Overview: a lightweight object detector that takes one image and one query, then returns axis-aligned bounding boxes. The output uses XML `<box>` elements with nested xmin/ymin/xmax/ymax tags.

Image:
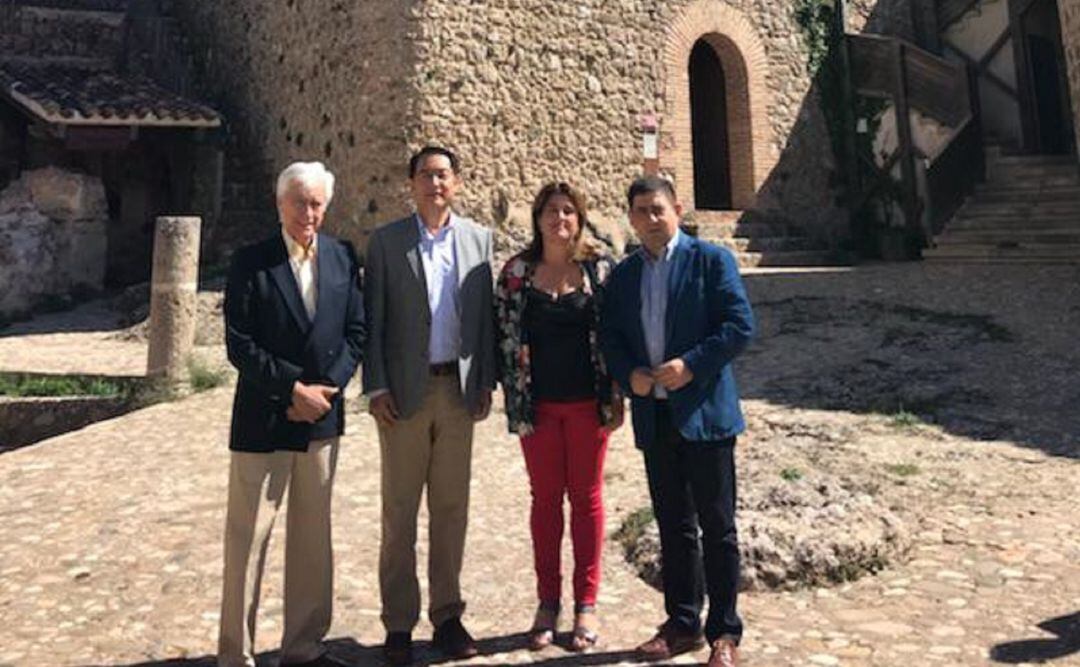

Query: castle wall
<box><xmin>174</xmin><ymin>0</ymin><xmax>919</xmax><ymax>248</ymax></box>
<box><xmin>1061</xmin><ymin>0</ymin><xmax>1080</xmax><ymax>160</ymax></box>
<box><xmin>172</xmin><ymin>1</ymin><xmax>423</xmax><ymax>243</ymax></box>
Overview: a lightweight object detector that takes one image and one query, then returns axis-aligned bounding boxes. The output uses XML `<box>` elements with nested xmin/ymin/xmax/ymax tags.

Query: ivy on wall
<box><xmin>793</xmin><ymin>0</ymin><xmax>900</xmax><ymax>255</ymax></box>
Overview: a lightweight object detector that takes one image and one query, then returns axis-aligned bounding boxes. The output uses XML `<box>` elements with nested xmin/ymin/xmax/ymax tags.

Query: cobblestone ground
<box><xmin>1</xmin><ymin>263</ymin><xmax>1078</xmax><ymax>666</ymax></box>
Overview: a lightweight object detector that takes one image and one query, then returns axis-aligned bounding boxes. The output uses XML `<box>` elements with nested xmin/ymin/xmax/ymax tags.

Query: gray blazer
<box><xmin>362</xmin><ymin>213</ymin><xmax>496</xmax><ymax>418</ymax></box>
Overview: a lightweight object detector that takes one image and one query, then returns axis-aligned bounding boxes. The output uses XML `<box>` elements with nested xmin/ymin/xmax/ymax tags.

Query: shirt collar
<box><xmin>415</xmin><ymin>211</ymin><xmax>455</xmax><ymax>242</ymax></box>
<box><xmin>640</xmin><ymin>229</ymin><xmax>681</xmax><ymax>264</ymax></box>
<box><xmin>282</xmin><ymin>227</ymin><xmax>317</xmax><ymax>262</ymax></box>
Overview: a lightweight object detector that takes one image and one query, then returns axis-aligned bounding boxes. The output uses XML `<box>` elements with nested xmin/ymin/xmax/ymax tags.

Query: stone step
<box><xmin>715</xmin><ymin>236</ymin><xmax>822</xmax><ymax>253</ymax></box>
<box><xmin>734</xmin><ymin>251</ymin><xmax>837</xmax><ymax>268</ymax></box>
<box><xmin>924</xmin><ymin>242</ymin><xmax>1080</xmax><ymax>263</ymax></box>
<box><xmin>986</xmin><ymin>162</ymin><xmax>1079</xmax><ymax>179</ymax></box>
<box><xmin>936</xmin><ymin>229</ymin><xmax>1080</xmax><ymax>245</ymax></box>
<box><xmin>985</xmin><ymin>153</ymin><xmax>1076</xmax><ymax>168</ymax></box>
<box><xmin>982</xmin><ymin>174</ymin><xmax>1080</xmax><ymax>189</ymax></box>
<box><xmin>972</xmin><ymin>187</ymin><xmax>1080</xmax><ymax>204</ymax></box>
<box><xmin>690</xmin><ymin>220</ymin><xmax>803</xmax><ymax>239</ymax></box>
<box><xmin>959</xmin><ymin>201</ymin><xmax>1080</xmax><ymax>215</ymax></box>
<box><xmin>947</xmin><ymin>216</ymin><xmax>1080</xmax><ymax>232</ymax></box>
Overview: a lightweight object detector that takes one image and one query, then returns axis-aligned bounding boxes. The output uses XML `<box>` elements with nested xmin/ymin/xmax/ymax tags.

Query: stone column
<box><xmin>146</xmin><ymin>216</ymin><xmax>201</xmax><ymax>382</ymax></box>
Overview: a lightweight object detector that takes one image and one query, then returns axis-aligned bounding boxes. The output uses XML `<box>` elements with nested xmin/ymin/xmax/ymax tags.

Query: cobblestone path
<box><xmin>1</xmin><ymin>263</ymin><xmax>1078</xmax><ymax>666</ymax></box>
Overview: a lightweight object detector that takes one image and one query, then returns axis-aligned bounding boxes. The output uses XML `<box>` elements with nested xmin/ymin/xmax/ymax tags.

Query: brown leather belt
<box><xmin>429</xmin><ymin>361</ymin><xmax>458</xmax><ymax>376</ymax></box>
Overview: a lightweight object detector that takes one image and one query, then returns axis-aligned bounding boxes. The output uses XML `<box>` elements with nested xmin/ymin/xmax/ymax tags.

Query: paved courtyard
<box><xmin>1</xmin><ymin>262</ymin><xmax>1078</xmax><ymax>666</ymax></box>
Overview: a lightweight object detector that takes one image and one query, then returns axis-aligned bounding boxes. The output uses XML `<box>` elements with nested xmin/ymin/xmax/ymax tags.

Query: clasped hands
<box><xmin>629</xmin><ymin>358</ymin><xmax>694</xmax><ymax>397</ymax></box>
<box><xmin>285</xmin><ymin>381</ymin><xmax>339</xmax><ymax>423</ymax></box>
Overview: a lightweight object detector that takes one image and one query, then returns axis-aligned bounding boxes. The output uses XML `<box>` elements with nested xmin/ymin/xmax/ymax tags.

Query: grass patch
<box><xmin>187</xmin><ymin>357</ymin><xmax>230</xmax><ymax>392</ymax></box>
<box><xmin>780</xmin><ymin>467</ymin><xmax>804</xmax><ymax>482</ymax></box>
<box><xmin>884</xmin><ymin>463</ymin><xmax>920</xmax><ymax>477</ymax></box>
<box><xmin>614</xmin><ymin>506</ymin><xmax>655</xmax><ymax>546</ymax></box>
<box><xmin>890</xmin><ymin>409</ymin><xmax>922</xmax><ymax>429</ymax></box>
<box><xmin>0</xmin><ymin>374</ymin><xmax>125</xmax><ymax>397</ymax></box>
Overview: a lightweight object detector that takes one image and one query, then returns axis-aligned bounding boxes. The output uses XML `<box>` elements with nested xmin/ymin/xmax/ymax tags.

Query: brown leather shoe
<box><xmin>433</xmin><ymin>617</ymin><xmax>479</xmax><ymax>659</ymax></box>
<box><xmin>707</xmin><ymin>638</ymin><xmax>739</xmax><ymax>667</ymax></box>
<box><xmin>636</xmin><ymin>623</ymin><xmax>706</xmax><ymax>661</ymax></box>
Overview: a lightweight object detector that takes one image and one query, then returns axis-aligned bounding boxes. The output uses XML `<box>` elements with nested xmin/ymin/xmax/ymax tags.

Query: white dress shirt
<box><xmin>640</xmin><ymin>230</ymin><xmax>681</xmax><ymax>398</ymax></box>
<box><xmin>416</xmin><ymin>214</ymin><xmax>460</xmax><ymax>364</ymax></box>
<box><xmin>282</xmin><ymin>228</ymin><xmax>318</xmax><ymax>320</ymax></box>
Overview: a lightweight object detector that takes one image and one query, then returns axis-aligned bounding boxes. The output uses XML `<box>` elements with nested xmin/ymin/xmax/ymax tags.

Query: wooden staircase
<box><xmin>687</xmin><ymin>211</ymin><xmax>836</xmax><ymax>268</ymax></box>
<box><xmin>924</xmin><ymin>149</ymin><xmax>1080</xmax><ymax>263</ymax></box>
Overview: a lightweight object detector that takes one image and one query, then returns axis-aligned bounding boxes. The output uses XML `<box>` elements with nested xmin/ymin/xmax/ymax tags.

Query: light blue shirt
<box><xmin>640</xmin><ymin>230</ymin><xmax>681</xmax><ymax>398</ymax></box>
<box><xmin>417</xmin><ymin>213</ymin><xmax>461</xmax><ymax>365</ymax></box>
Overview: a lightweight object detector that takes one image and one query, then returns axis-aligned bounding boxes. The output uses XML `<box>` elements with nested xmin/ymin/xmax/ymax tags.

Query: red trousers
<box><xmin>520</xmin><ymin>399</ymin><xmax>609</xmax><ymax>606</ymax></box>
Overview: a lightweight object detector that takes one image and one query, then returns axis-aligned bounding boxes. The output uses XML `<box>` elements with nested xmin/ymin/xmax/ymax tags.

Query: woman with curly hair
<box><xmin>495</xmin><ymin>181</ymin><xmax>624</xmax><ymax>652</ymax></box>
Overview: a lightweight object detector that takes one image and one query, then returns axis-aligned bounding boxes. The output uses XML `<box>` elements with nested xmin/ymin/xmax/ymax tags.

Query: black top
<box><xmin>524</xmin><ymin>287</ymin><xmax>596</xmax><ymax>402</ymax></box>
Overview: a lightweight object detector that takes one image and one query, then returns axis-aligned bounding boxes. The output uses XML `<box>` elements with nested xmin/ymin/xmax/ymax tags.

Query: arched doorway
<box><xmin>689</xmin><ymin>39</ymin><xmax>733</xmax><ymax>210</ymax></box>
<box><xmin>663</xmin><ymin>1</ymin><xmax>773</xmax><ymax>213</ymax></box>
<box><xmin>1016</xmin><ymin>0</ymin><xmax>1075</xmax><ymax>155</ymax></box>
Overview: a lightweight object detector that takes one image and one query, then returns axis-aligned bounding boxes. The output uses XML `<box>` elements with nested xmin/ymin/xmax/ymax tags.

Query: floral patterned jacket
<box><xmin>495</xmin><ymin>252</ymin><xmax>619</xmax><ymax>435</ymax></box>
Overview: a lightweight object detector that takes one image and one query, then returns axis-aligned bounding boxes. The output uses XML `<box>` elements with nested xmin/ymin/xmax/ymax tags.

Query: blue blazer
<box><xmin>224</xmin><ymin>232</ymin><xmax>365</xmax><ymax>452</ymax></box>
<box><xmin>600</xmin><ymin>233</ymin><xmax>754</xmax><ymax>448</ymax></box>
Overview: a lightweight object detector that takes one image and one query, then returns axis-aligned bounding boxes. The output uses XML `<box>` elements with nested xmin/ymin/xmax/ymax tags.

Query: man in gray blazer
<box><xmin>363</xmin><ymin>145</ymin><xmax>496</xmax><ymax>665</ymax></box>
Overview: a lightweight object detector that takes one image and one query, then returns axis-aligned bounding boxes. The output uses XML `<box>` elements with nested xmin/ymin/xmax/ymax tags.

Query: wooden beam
<box><xmin>893</xmin><ymin>40</ymin><xmax>922</xmax><ymax>239</ymax></box>
<box><xmin>943</xmin><ymin>40</ymin><xmax>1020</xmax><ymax>100</ymax></box>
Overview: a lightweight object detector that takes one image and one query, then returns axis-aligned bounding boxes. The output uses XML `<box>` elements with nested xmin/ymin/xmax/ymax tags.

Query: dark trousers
<box><xmin>642</xmin><ymin>402</ymin><xmax>742</xmax><ymax>644</ymax></box>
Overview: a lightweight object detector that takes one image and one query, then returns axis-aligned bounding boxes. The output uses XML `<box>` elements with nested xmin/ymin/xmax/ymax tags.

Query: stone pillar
<box><xmin>146</xmin><ymin>216</ymin><xmax>201</xmax><ymax>382</ymax></box>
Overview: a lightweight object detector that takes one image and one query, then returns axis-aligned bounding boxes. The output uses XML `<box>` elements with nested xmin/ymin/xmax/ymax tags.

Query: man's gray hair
<box><xmin>276</xmin><ymin>161</ymin><xmax>335</xmax><ymax>202</ymax></box>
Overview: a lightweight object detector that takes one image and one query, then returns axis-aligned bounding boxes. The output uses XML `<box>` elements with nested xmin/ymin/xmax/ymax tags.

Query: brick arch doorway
<box><xmin>664</xmin><ymin>1</ymin><xmax>773</xmax><ymax>212</ymax></box>
<box><xmin>689</xmin><ymin>37</ymin><xmax>733</xmax><ymax>210</ymax></box>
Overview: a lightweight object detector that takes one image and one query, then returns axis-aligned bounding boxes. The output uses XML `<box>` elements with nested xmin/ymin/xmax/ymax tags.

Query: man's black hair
<box><xmin>408</xmin><ymin>145</ymin><xmax>460</xmax><ymax>178</ymax></box>
<box><xmin>626</xmin><ymin>176</ymin><xmax>677</xmax><ymax>208</ymax></box>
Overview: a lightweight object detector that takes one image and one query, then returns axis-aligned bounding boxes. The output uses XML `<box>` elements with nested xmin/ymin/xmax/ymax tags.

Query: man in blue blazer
<box><xmin>600</xmin><ymin>176</ymin><xmax>754</xmax><ymax>667</ymax></box>
<box><xmin>218</xmin><ymin>162</ymin><xmax>364</xmax><ymax>667</ymax></box>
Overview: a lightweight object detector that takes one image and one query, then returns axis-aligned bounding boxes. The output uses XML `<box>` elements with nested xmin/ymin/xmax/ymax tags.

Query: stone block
<box><xmin>25</xmin><ymin>166</ymin><xmax>107</xmax><ymax>222</ymax></box>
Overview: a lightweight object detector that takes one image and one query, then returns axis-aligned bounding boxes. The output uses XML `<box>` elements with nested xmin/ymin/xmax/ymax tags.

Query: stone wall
<box><xmin>0</xmin><ymin>168</ymin><xmax>107</xmax><ymax>318</ymax></box>
<box><xmin>1061</xmin><ymin>0</ymin><xmax>1080</xmax><ymax>161</ymax></box>
<box><xmin>0</xmin><ymin>4</ymin><xmax>124</xmax><ymax>62</ymax></box>
<box><xmin>172</xmin><ymin>0</ymin><xmax>423</xmax><ymax>245</ymax></box>
<box><xmin>174</xmin><ymin>0</ymin><xmax>920</xmax><ymax>249</ymax></box>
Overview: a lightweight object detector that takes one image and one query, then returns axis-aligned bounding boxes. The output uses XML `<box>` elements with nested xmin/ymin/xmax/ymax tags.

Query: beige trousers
<box><xmin>379</xmin><ymin>374</ymin><xmax>475</xmax><ymax>632</ymax></box>
<box><xmin>217</xmin><ymin>438</ymin><xmax>339</xmax><ymax>667</ymax></box>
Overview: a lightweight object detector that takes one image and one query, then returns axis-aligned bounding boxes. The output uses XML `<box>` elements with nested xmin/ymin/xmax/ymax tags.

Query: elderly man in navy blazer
<box><xmin>218</xmin><ymin>161</ymin><xmax>364</xmax><ymax>667</ymax></box>
<box><xmin>600</xmin><ymin>176</ymin><xmax>754</xmax><ymax>667</ymax></box>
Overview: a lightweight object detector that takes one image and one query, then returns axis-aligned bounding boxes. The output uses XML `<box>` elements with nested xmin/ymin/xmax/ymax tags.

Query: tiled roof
<box><xmin>0</xmin><ymin>62</ymin><xmax>220</xmax><ymax>128</ymax></box>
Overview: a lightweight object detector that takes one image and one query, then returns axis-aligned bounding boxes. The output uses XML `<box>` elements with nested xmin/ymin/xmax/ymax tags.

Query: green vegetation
<box><xmin>780</xmin><ymin>467</ymin><xmax>804</xmax><ymax>482</ymax></box>
<box><xmin>890</xmin><ymin>409</ymin><xmax>922</xmax><ymax>429</ymax></box>
<box><xmin>0</xmin><ymin>373</ymin><xmax>125</xmax><ymax>397</ymax></box>
<box><xmin>614</xmin><ymin>507</ymin><xmax>656</xmax><ymax>547</ymax></box>
<box><xmin>187</xmin><ymin>357</ymin><xmax>231</xmax><ymax>392</ymax></box>
<box><xmin>884</xmin><ymin>462</ymin><xmax>921</xmax><ymax>477</ymax></box>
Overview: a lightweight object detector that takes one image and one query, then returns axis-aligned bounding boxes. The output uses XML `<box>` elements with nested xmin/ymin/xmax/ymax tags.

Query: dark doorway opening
<box><xmin>689</xmin><ymin>39</ymin><xmax>733</xmax><ymax>210</ymax></box>
<box><xmin>1016</xmin><ymin>0</ymin><xmax>1076</xmax><ymax>155</ymax></box>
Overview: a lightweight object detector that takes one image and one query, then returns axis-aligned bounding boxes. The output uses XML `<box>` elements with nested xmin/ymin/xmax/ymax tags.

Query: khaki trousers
<box><xmin>218</xmin><ymin>438</ymin><xmax>339</xmax><ymax>667</ymax></box>
<box><xmin>379</xmin><ymin>374</ymin><xmax>474</xmax><ymax>632</ymax></box>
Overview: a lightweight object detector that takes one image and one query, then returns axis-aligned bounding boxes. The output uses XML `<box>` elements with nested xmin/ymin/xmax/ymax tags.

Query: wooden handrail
<box><xmin>848</xmin><ymin>33</ymin><xmax>971</xmax><ymax>127</ymax></box>
<box><xmin>845</xmin><ymin>31</ymin><xmax>984</xmax><ymax>250</ymax></box>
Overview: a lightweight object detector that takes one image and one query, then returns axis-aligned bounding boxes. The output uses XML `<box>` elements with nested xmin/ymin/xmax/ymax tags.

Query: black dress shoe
<box><xmin>433</xmin><ymin>617</ymin><xmax>479</xmax><ymax>659</ymax></box>
<box><xmin>383</xmin><ymin>631</ymin><xmax>413</xmax><ymax>666</ymax></box>
<box><xmin>281</xmin><ymin>652</ymin><xmax>352</xmax><ymax>667</ymax></box>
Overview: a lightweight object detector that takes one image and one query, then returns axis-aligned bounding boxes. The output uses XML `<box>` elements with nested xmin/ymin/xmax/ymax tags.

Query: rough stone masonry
<box><xmin>174</xmin><ymin>0</ymin><xmax>933</xmax><ymax>251</ymax></box>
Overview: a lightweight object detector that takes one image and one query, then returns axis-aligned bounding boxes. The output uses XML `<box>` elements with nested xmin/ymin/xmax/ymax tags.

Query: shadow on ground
<box><xmin>739</xmin><ymin>269</ymin><xmax>1080</xmax><ymax>459</ymax></box>
<box><xmin>990</xmin><ymin>611</ymin><xmax>1080</xmax><ymax>663</ymax></box>
<box><xmin>86</xmin><ymin>635</ymin><xmax>644</xmax><ymax>667</ymax></box>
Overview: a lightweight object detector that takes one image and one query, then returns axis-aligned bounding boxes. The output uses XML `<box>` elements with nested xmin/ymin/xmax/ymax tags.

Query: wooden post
<box><xmin>836</xmin><ymin>0</ymin><xmax>861</xmax><ymax>203</ymax></box>
<box><xmin>892</xmin><ymin>41</ymin><xmax>922</xmax><ymax>244</ymax></box>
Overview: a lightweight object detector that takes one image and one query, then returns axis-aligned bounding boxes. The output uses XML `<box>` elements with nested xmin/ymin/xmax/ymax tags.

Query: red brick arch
<box><xmin>663</xmin><ymin>1</ymin><xmax>774</xmax><ymax>211</ymax></box>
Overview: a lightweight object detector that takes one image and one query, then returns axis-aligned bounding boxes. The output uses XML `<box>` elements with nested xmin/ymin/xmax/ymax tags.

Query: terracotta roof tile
<box><xmin>0</xmin><ymin>62</ymin><xmax>220</xmax><ymax>127</ymax></box>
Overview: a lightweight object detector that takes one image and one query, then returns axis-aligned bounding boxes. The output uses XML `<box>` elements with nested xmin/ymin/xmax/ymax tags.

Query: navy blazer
<box><xmin>224</xmin><ymin>232</ymin><xmax>365</xmax><ymax>452</ymax></box>
<box><xmin>600</xmin><ymin>232</ymin><xmax>754</xmax><ymax>448</ymax></box>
